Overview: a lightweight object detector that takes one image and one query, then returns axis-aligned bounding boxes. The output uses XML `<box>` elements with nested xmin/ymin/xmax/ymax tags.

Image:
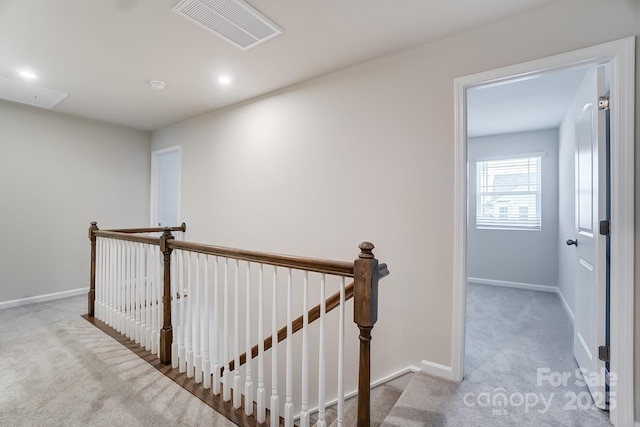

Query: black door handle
<box><xmin>566</xmin><ymin>239</ymin><xmax>578</xmax><ymax>246</ymax></box>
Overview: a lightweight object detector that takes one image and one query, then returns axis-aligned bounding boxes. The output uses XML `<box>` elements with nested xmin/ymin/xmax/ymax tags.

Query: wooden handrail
<box><xmin>93</xmin><ymin>230</ymin><xmax>161</xmax><ymax>246</ymax></box>
<box><xmin>106</xmin><ymin>223</ymin><xmax>186</xmax><ymax>234</ymax></box>
<box><xmin>169</xmin><ymin>240</ymin><xmax>355</xmax><ymax>277</ymax></box>
<box><xmin>225</xmin><ymin>263</ymin><xmax>389</xmax><ymax>373</ymax></box>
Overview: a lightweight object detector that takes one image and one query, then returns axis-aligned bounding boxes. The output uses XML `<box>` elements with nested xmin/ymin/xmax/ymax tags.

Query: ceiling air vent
<box><xmin>0</xmin><ymin>76</ymin><xmax>68</xmax><ymax>110</ymax></box>
<box><xmin>172</xmin><ymin>0</ymin><xmax>282</xmax><ymax>50</ymax></box>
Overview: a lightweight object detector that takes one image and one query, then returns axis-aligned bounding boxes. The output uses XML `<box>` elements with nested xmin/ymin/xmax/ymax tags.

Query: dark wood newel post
<box><xmin>88</xmin><ymin>221</ymin><xmax>99</xmax><ymax>317</ymax></box>
<box><xmin>159</xmin><ymin>228</ymin><xmax>175</xmax><ymax>365</ymax></box>
<box><xmin>354</xmin><ymin>241</ymin><xmax>379</xmax><ymax>427</ymax></box>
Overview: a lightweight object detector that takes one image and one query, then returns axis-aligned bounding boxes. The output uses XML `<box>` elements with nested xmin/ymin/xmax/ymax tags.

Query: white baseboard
<box><xmin>556</xmin><ymin>287</ymin><xmax>574</xmax><ymax>323</ymax></box>
<box><xmin>296</xmin><ymin>365</ymin><xmax>421</xmax><ymax>420</ymax></box>
<box><xmin>420</xmin><ymin>360</ymin><xmax>454</xmax><ymax>381</ymax></box>
<box><xmin>467</xmin><ymin>277</ymin><xmax>557</xmax><ymax>293</ymax></box>
<box><xmin>0</xmin><ymin>287</ymin><xmax>88</xmax><ymax>310</ymax></box>
<box><xmin>468</xmin><ymin>277</ymin><xmax>575</xmax><ymax>324</ymax></box>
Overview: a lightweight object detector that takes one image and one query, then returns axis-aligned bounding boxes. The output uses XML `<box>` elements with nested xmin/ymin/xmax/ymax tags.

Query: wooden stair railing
<box><xmin>226</xmin><ymin>263</ymin><xmax>389</xmax><ymax>373</ymax></box>
<box><xmin>87</xmin><ymin>221</ymin><xmax>388</xmax><ymax>427</ymax></box>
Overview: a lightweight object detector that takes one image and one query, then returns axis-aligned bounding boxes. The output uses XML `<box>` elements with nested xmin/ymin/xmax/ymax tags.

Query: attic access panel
<box><xmin>0</xmin><ymin>76</ymin><xmax>68</xmax><ymax>109</ymax></box>
<box><xmin>172</xmin><ymin>0</ymin><xmax>282</xmax><ymax>50</ymax></box>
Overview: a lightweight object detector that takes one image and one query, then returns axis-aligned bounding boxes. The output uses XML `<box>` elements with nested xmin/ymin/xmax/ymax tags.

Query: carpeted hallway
<box><xmin>383</xmin><ymin>283</ymin><xmax>612</xmax><ymax>426</ymax></box>
<box><xmin>0</xmin><ymin>295</ymin><xmax>234</xmax><ymax>427</ymax></box>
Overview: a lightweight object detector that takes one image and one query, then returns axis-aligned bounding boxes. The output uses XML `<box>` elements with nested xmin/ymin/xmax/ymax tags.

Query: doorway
<box><xmin>150</xmin><ymin>146</ymin><xmax>181</xmax><ymax>227</ymax></box>
<box><xmin>451</xmin><ymin>37</ymin><xmax>635</xmax><ymax>426</ymax></box>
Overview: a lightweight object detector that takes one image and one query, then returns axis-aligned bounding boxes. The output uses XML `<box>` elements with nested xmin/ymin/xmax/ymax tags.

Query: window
<box><xmin>476</xmin><ymin>155</ymin><xmax>541</xmax><ymax>230</ymax></box>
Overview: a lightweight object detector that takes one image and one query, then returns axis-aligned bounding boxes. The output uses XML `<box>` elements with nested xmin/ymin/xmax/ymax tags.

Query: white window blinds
<box><xmin>476</xmin><ymin>156</ymin><xmax>542</xmax><ymax>230</ymax></box>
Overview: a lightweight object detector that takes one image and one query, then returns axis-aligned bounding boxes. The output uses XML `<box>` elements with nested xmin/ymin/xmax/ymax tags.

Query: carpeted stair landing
<box><xmin>312</xmin><ymin>384</ymin><xmax>402</xmax><ymax>427</ymax></box>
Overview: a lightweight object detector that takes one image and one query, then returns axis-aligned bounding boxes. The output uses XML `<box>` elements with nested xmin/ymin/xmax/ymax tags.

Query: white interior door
<box><xmin>151</xmin><ymin>147</ymin><xmax>181</xmax><ymax>227</ymax></box>
<box><xmin>571</xmin><ymin>65</ymin><xmax>607</xmax><ymax>409</ymax></box>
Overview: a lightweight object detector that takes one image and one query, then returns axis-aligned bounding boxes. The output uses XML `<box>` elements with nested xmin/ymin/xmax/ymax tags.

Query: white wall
<box><xmin>0</xmin><ymin>100</ymin><xmax>151</xmax><ymax>303</ymax></box>
<box><xmin>151</xmin><ymin>0</ymin><xmax>640</xmax><ymax>413</ymax></box>
<box><xmin>467</xmin><ymin>129</ymin><xmax>559</xmax><ymax>288</ymax></box>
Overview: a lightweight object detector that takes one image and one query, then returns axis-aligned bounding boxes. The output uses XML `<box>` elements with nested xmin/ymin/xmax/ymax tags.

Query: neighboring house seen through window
<box><xmin>476</xmin><ymin>155</ymin><xmax>542</xmax><ymax>230</ymax></box>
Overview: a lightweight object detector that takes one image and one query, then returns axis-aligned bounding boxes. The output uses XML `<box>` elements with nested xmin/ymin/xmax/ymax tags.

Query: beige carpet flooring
<box><xmin>0</xmin><ymin>295</ymin><xmax>235</xmax><ymax>427</ymax></box>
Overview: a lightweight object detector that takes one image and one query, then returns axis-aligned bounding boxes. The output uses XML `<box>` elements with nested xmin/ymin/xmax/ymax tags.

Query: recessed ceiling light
<box><xmin>218</xmin><ymin>75</ymin><xmax>232</xmax><ymax>85</ymax></box>
<box><xmin>149</xmin><ymin>80</ymin><xmax>166</xmax><ymax>90</ymax></box>
<box><xmin>17</xmin><ymin>69</ymin><xmax>38</xmax><ymax>80</ymax></box>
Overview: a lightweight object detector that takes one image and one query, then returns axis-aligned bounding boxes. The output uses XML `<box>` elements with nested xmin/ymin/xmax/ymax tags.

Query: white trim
<box><xmin>150</xmin><ymin>145</ymin><xmax>182</xmax><ymax>227</ymax></box>
<box><xmin>295</xmin><ymin>365</ymin><xmax>421</xmax><ymax>420</ymax></box>
<box><xmin>467</xmin><ymin>278</ymin><xmax>575</xmax><ymax>322</ymax></box>
<box><xmin>452</xmin><ymin>37</ymin><xmax>635</xmax><ymax>426</ymax></box>
<box><xmin>0</xmin><ymin>287</ymin><xmax>89</xmax><ymax>310</ymax></box>
<box><xmin>467</xmin><ymin>277</ymin><xmax>556</xmax><ymax>293</ymax></box>
<box><xmin>556</xmin><ymin>287</ymin><xmax>575</xmax><ymax>323</ymax></box>
<box><xmin>607</xmin><ymin>36</ymin><xmax>635</xmax><ymax>427</ymax></box>
<box><xmin>420</xmin><ymin>360</ymin><xmax>454</xmax><ymax>381</ymax></box>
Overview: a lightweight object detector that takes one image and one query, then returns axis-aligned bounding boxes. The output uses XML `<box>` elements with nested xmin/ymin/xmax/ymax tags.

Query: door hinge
<box><xmin>599</xmin><ymin>220</ymin><xmax>610</xmax><ymax>236</ymax></box>
<box><xmin>598</xmin><ymin>345</ymin><xmax>610</xmax><ymax>363</ymax></box>
<box><xmin>598</xmin><ymin>95</ymin><xmax>610</xmax><ymax>110</ymax></box>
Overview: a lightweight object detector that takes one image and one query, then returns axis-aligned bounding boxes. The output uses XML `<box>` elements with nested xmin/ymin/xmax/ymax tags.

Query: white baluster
<box><xmin>300</xmin><ymin>271</ymin><xmax>309</xmax><ymax>427</ymax></box>
<box><xmin>121</xmin><ymin>241</ymin><xmax>129</xmax><ymax>336</ymax></box>
<box><xmin>110</xmin><ymin>239</ymin><xmax>116</xmax><ymax>327</ymax></box>
<box><xmin>139</xmin><ymin>244</ymin><xmax>147</xmax><ymax>349</ymax></box>
<box><xmin>270</xmin><ymin>267</ymin><xmax>279</xmax><ymax>426</ymax></box>
<box><xmin>337</xmin><ymin>276</ymin><xmax>345</xmax><ymax>427</ymax></box>
<box><xmin>104</xmin><ymin>239</ymin><xmax>110</xmax><ymax>325</ymax></box>
<box><xmin>126</xmin><ymin>241</ymin><xmax>132</xmax><ymax>339</ymax></box>
<box><xmin>95</xmin><ymin>238</ymin><xmax>101</xmax><ymax>320</ymax></box>
<box><xmin>95</xmin><ymin>238</ymin><xmax>101</xmax><ymax>319</ymax></box>
<box><xmin>256</xmin><ymin>264</ymin><xmax>266</xmax><ymax>423</ymax></box>
<box><xmin>145</xmin><ymin>244</ymin><xmax>153</xmax><ymax>351</ymax></box>
<box><xmin>151</xmin><ymin>245</ymin><xmax>158</xmax><ymax>355</ymax></box>
<box><xmin>233</xmin><ymin>259</ymin><xmax>241</xmax><ymax>409</ymax></box>
<box><xmin>195</xmin><ymin>253</ymin><xmax>203</xmax><ymax>383</ymax></box>
<box><xmin>203</xmin><ymin>255</ymin><xmax>211</xmax><ymax>388</ymax></box>
<box><xmin>157</xmin><ymin>250</ymin><xmax>164</xmax><ymax>355</ymax></box>
<box><xmin>212</xmin><ymin>256</ymin><xmax>221</xmax><ymax>394</ymax></box>
<box><xmin>119</xmin><ymin>241</ymin><xmax>125</xmax><ymax>334</ymax></box>
<box><xmin>186</xmin><ymin>252</ymin><xmax>194</xmax><ymax>377</ymax></box>
<box><xmin>178</xmin><ymin>250</ymin><xmax>186</xmax><ymax>372</ymax></box>
<box><xmin>171</xmin><ymin>246</ymin><xmax>179</xmax><ymax>369</ymax></box>
<box><xmin>284</xmin><ymin>268</ymin><xmax>293</xmax><ymax>427</ymax></box>
<box><xmin>135</xmin><ymin>243</ymin><xmax>142</xmax><ymax>344</ymax></box>
<box><xmin>317</xmin><ymin>274</ymin><xmax>326</xmax><ymax>427</ymax></box>
<box><xmin>244</xmin><ymin>262</ymin><xmax>253</xmax><ymax>416</ymax></box>
<box><xmin>114</xmin><ymin>241</ymin><xmax>119</xmax><ymax>331</ymax></box>
<box><xmin>110</xmin><ymin>239</ymin><xmax>116</xmax><ymax>328</ymax></box>
<box><xmin>223</xmin><ymin>258</ymin><xmax>231</xmax><ymax>401</ymax></box>
<box><xmin>129</xmin><ymin>242</ymin><xmax>134</xmax><ymax>340</ymax></box>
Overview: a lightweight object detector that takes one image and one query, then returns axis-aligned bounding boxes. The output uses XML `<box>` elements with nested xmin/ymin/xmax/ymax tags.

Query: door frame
<box><xmin>150</xmin><ymin>145</ymin><xmax>182</xmax><ymax>227</ymax></box>
<box><xmin>451</xmin><ymin>37</ymin><xmax>635</xmax><ymax>426</ymax></box>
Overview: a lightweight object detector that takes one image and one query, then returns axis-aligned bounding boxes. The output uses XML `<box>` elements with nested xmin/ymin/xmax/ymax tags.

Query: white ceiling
<box><xmin>467</xmin><ymin>65</ymin><xmax>590</xmax><ymax>138</ymax></box>
<box><xmin>0</xmin><ymin>0</ymin><xmax>563</xmax><ymax>131</ymax></box>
